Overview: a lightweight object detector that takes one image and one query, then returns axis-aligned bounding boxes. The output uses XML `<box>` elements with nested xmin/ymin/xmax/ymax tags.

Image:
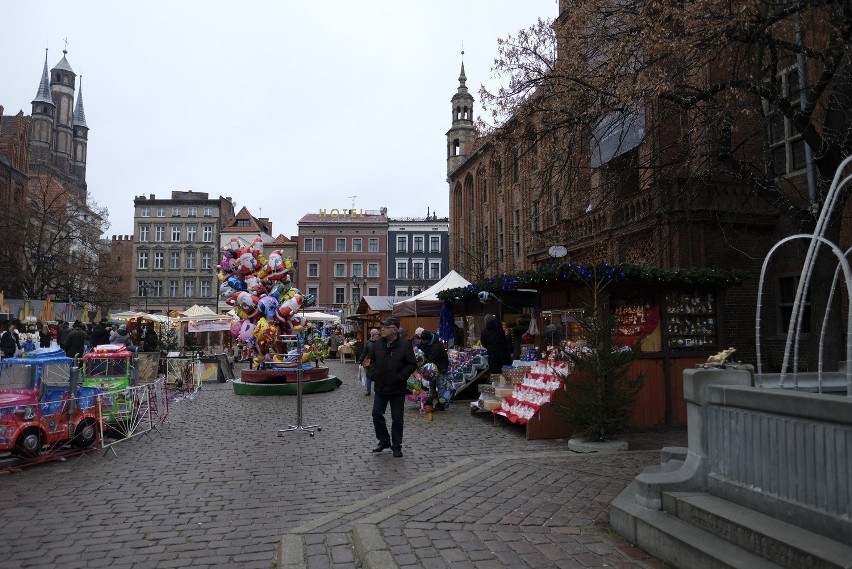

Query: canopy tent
<box><xmin>356</xmin><ymin>296</ymin><xmax>395</xmax><ymax>315</ymax></box>
<box><xmin>392</xmin><ymin>270</ymin><xmax>472</xmax><ymax>317</ymax></box>
<box><xmin>302</xmin><ymin>311</ymin><xmax>341</xmax><ymax>323</ymax></box>
<box><xmin>109</xmin><ymin>310</ymin><xmax>147</xmax><ymax>321</ymax></box>
<box><xmin>177</xmin><ymin>304</ymin><xmax>228</xmax><ymax>322</ymax></box>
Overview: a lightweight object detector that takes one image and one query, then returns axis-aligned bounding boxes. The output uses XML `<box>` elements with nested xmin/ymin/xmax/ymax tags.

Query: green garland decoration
<box><xmin>436</xmin><ymin>262</ymin><xmax>747</xmax><ymax>302</ymax></box>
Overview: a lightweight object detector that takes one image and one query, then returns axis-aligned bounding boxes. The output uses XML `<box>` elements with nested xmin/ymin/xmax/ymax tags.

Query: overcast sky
<box><xmin>1</xmin><ymin>1</ymin><xmax>556</xmax><ymax>238</ymax></box>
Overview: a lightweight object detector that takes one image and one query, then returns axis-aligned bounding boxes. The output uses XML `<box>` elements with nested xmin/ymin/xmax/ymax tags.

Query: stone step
<box><xmin>611</xmin><ymin>481</ymin><xmax>780</xmax><ymax>569</ymax></box>
<box><xmin>638</xmin><ymin>458</ymin><xmax>684</xmax><ymax>477</ymax></box>
<box><xmin>664</xmin><ymin>492</ymin><xmax>852</xmax><ymax>569</ymax></box>
<box><xmin>660</xmin><ymin>445</ymin><xmax>687</xmax><ymax>464</ymax></box>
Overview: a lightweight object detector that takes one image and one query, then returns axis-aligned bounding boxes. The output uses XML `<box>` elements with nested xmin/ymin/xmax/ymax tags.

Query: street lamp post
<box><xmin>140</xmin><ymin>281</ymin><xmax>151</xmax><ymax>313</ymax></box>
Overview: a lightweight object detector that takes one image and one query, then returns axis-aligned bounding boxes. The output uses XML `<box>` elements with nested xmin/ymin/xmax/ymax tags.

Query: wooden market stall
<box><xmin>441</xmin><ymin>264</ymin><xmax>746</xmax><ymax>431</ymax></box>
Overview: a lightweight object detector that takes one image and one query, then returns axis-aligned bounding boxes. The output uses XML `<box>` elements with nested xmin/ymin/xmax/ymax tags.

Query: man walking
<box><xmin>370</xmin><ymin>317</ymin><xmax>417</xmax><ymax>458</ymax></box>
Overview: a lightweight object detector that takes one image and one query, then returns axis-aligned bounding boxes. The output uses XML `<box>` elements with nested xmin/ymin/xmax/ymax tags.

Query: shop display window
<box><xmin>611</xmin><ymin>298</ymin><xmax>661</xmax><ymax>352</ymax></box>
<box><xmin>665</xmin><ymin>292</ymin><xmax>717</xmax><ymax>351</ymax></box>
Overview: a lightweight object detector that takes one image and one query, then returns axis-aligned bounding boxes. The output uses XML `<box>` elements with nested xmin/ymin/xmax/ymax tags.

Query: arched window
<box><xmin>491</xmin><ymin>157</ymin><xmax>502</xmax><ymax>189</ymax></box>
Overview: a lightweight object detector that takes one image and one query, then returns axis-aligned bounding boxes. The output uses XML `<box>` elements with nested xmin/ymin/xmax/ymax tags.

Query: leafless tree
<box><xmin>0</xmin><ymin>173</ymin><xmax>110</xmax><ymax>306</ymax></box>
<box><xmin>479</xmin><ymin>1</ymin><xmax>852</xmax><ymax>365</ymax></box>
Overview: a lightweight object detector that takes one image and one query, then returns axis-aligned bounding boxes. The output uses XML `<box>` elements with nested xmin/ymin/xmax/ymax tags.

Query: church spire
<box><xmin>446</xmin><ymin>48</ymin><xmax>476</xmax><ymax>175</ymax></box>
<box><xmin>32</xmin><ymin>49</ymin><xmax>55</xmax><ymax>106</ymax></box>
<box><xmin>73</xmin><ymin>77</ymin><xmax>87</xmax><ymax>128</ymax></box>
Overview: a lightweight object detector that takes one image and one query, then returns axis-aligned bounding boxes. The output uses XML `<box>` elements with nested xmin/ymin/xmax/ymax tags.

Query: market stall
<box><xmin>437</xmin><ymin>263</ymin><xmax>746</xmax><ymax>429</ymax></box>
<box><xmin>392</xmin><ymin>270</ymin><xmax>471</xmax><ymax>335</ymax></box>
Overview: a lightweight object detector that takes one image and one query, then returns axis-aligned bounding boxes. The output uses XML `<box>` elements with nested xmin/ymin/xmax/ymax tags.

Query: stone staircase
<box><xmin>612</xmin><ymin>449</ymin><xmax>852</xmax><ymax>569</ymax></box>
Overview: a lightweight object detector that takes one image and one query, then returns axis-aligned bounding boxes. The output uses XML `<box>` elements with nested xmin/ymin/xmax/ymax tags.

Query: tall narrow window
<box><xmin>766</xmin><ymin>66</ymin><xmax>807</xmax><ymax>175</ymax></box>
<box><xmin>498</xmin><ymin>218</ymin><xmax>504</xmax><ymax>262</ymax></box>
<box><xmin>513</xmin><ymin>209</ymin><xmax>521</xmax><ymax>258</ymax></box>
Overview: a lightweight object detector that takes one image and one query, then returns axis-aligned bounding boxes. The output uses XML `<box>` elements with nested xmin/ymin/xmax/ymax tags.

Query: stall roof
<box><xmin>392</xmin><ymin>270</ymin><xmax>472</xmax><ymax>317</ymax></box>
<box><xmin>302</xmin><ymin>311</ymin><xmax>341</xmax><ymax>323</ymax></box>
<box><xmin>358</xmin><ymin>296</ymin><xmax>395</xmax><ymax>314</ymax></box>
<box><xmin>182</xmin><ymin>304</ymin><xmax>218</xmax><ymax>318</ymax></box>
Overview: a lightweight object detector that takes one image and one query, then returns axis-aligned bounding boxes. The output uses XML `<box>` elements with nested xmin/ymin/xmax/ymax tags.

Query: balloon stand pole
<box><xmin>278</xmin><ymin>332</ymin><xmax>321</xmax><ymax>437</ymax></box>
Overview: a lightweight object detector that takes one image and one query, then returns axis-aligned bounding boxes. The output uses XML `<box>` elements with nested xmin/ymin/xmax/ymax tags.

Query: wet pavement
<box><xmin>0</xmin><ymin>359</ymin><xmax>686</xmax><ymax>568</ymax></box>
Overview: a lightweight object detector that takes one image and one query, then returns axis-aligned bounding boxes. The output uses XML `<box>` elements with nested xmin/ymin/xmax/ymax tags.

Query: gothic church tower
<box><xmin>446</xmin><ymin>53</ymin><xmax>476</xmax><ymax>175</ymax></box>
<box><xmin>29</xmin><ymin>48</ymin><xmax>88</xmax><ymax>188</ymax></box>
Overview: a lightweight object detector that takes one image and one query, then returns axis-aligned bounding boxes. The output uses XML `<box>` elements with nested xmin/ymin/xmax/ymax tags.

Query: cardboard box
<box><xmin>494</xmin><ymin>387</ymin><xmax>514</xmax><ymax>398</ymax></box>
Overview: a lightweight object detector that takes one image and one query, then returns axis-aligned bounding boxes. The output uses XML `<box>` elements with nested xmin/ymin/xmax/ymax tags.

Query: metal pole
<box><xmin>278</xmin><ymin>330</ymin><xmax>321</xmax><ymax>436</ymax></box>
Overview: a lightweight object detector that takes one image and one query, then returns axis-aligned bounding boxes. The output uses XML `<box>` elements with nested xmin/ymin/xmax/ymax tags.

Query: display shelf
<box><xmin>492</xmin><ymin>360</ymin><xmax>573</xmax><ymax>440</ymax></box>
<box><xmin>665</xmin><ymin>292</ymin><xmax>718</xmax><ymax>351</ymax></box>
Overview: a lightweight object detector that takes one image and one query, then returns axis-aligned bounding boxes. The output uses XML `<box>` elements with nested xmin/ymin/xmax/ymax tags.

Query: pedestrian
<box><xmin>39</xmin><ymin>322</ymin><xmax>52</xmax><ymax>348</ymax></box>
<box><xmin>370</xmin><ymin>317</ymin><xmax>417</xmax><ymax>458</ymax></box>
<box><xmin>1</xmin><ymin>324</ymin><xmax>21</xmax><ymax>358</ymax></box>
<box><xmin>419</xmin><ymin>330</ymin><xmax>449</xmax><ymax>410</ymax></box>
<box><xmin>57</xmin><ymin>321</ymin><xmax>70</xmax><ymax>351</ymax></box>
<box><xmin>110</xmin><ymin>324</ymin><xmax>137</xmax><ymax>351</ymax></box>
<box><xmin>91</xmin><ymin>318</ymin><xmax>111</xmax><ymax>346</ymax></box>
<box><xmin>143</xmin><ymin>326</ymin><xmax>159</xmax><ymax>352</ymax></box>
<box><xmin>480</xmin><ymin>314</ymin><xmax>512</xmax><ymax>374</ymax></box>
<box><xmin>328</xmin><ymin>330</ymin><xmax>342</xmax><ymax>359</ymax></box>
<box><xmin>359</xmin><ymin>328</ymin><xmax>380</xmax><ymax>396</ymax></box>
<box><xmin>64</xmin><ymin>320</ymin><xmax>87</xmax><ymax>359</ymax></box>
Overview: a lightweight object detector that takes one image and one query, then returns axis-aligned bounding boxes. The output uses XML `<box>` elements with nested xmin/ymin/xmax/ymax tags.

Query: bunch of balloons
<box><xmin>219</xmin><ymin>237</ymin><xmax>315</xmax><ymax>368</ymax></box>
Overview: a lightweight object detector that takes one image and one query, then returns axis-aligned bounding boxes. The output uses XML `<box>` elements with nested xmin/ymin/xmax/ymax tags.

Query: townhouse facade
<box><xmin>132</xmin><ymin>191</ymin><xmax>235</xmax><ymax>314</ymax></box>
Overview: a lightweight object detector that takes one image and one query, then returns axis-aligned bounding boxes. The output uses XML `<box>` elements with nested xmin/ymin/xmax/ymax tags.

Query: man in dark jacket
<box><xmin>370</xmin><ymin>317</ymin><xmax>417</xmax><ymax>458</ymax></box>
<box><xmin>91</xmin><ymin>318</ymin><xmax>111</xmax><ymax>347</ymax></box>
<box><xmin>64</xmin><ymin>321</ymin><xmax>87</xmax><ymax>359</ymax></box>
<box><xmin>1</xmin><ymin>324</ymin><xmax>21</xmax><ymax>358</ymax></box>
<box><xmin>57</xmin><ymin>321</ymin><xmax>70</xmax><ymax>351</ymax></box>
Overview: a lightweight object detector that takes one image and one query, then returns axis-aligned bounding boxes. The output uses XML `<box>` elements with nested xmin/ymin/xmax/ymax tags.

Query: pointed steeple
<box><xmin>447</xmin><ymin>48</ymin><xmax>476</xmax><ymax>175</ymax></box>
<box><xmin>52</xmin><ymin>50</ymin><xmax>75</xmax><ymax>74</ymax></box>
<box><xmin>32</xmin><ymin>49</ymin><xmax>55</xmax><ymax>106</ymax></box>
<box><xmin>73</xmin><ymin>78</ymin><xmax>87</xmax><ymax>128</ymax></box>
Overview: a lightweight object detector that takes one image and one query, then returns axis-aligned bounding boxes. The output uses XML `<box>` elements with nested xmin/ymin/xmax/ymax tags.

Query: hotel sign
<box><xmin>319</xmin><ymin>208</ymin><xmax>365</xmax><ymax>218</ymax></box>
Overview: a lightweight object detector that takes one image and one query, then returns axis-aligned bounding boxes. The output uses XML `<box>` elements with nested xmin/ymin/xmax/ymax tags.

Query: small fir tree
<box><xmin>553</xmin><ymin>272</ymin><xmax>645</xmax><ymax>441</ymax></box>
<box><xmin>159</xmin><ymin>321</ymin><xmax>179</xmax><ymax>353</ymax></box>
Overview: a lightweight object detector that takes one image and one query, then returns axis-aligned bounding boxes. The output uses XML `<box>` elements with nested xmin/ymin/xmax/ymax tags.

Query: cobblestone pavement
<box><xmin>0</xmin><ymin>360</ymin><xmax>686</xmax><ymax>569</ymax></box>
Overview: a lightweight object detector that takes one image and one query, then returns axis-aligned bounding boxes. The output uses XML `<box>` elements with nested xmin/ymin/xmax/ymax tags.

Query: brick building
<box><xmin>446</xmin><ymin>1</ymin><xmax>846</xmax><ymax>369</ymax></box>
<box><xmin>296</xmin><ymin>209</ymin><xmax>388</xmax><ymax>316</ymax></box>
<box><xmin>0</xmin><ymin>48</ymin><xmax>105</xmax><ymax>306</ymax></box>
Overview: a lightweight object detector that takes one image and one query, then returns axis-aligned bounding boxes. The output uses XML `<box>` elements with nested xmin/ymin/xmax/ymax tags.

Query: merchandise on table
<box><xmin>446</xmin><ymin>348</ymin><xmax>487</xmax><ymax>391</ymax></box>
<box><xmin>494</xmin><ymin>360</ymin><xmax>572</xmax><ymax>425</ymax></box>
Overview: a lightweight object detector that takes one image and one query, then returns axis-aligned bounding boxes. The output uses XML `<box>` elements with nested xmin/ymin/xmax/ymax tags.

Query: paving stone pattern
<box><xmin>0</xmin><ymin>360</ymin><xmax>685</xmax><ymax>569</ymax></box>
